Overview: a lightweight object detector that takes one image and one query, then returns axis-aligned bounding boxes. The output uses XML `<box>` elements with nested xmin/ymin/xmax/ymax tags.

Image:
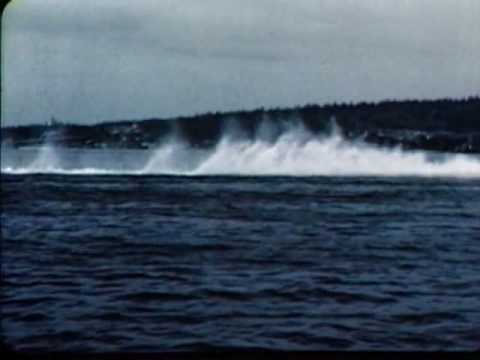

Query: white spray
<box><xmin>2</xmin><ymin>120</ymin><xmax>480</xmax><ymax>178</ymax></box>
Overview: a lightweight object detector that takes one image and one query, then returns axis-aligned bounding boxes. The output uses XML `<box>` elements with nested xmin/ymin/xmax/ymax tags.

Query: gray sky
<box><xmin>2</xmin><ymin>0</ymin><xmax>479</xmax><ymax>126</ymax></box>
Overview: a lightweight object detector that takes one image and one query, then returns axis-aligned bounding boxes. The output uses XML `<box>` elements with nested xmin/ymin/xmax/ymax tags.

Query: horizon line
<box><xmin>2</xmin><ymin>94</ymin><xmax>479</xmax><ymax>129</ymax></box>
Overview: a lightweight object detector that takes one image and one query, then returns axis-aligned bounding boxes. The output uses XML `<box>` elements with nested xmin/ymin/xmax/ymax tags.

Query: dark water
<box><xmin>2</xmin><ymin>174</ymin><xmax>480</xmax><ymax>351</ymax></box>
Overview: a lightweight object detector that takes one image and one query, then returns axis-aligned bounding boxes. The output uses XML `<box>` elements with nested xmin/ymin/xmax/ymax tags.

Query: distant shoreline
<box><xmin>2</xmin><ymin>97</ymin><xmax>480</xmax><ymax>154</ymax></box>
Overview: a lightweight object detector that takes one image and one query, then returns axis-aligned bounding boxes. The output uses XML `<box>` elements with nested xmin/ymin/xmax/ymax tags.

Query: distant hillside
<box><xmin>2</xmin><ymin>97</ymin><xmax>480</xmax><ymax>154</ymax></box>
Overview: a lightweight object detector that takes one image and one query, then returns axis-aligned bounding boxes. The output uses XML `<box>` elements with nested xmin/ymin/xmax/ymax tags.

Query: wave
<box><xmin>2</xmin><ymin>121</ymin><xmax>480</xmax><ymax>177</ymax></box>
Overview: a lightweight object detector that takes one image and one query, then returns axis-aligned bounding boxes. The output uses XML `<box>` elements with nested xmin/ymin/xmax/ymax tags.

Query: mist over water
<box><xmin>2</xmin><ymin>121</ymin><xmax>480</xmax><ymax>177</ymax></box>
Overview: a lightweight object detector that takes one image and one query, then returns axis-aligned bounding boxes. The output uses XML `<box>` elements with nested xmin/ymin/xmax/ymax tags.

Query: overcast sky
<box><xmin>2</xmin><ymin>0</ymin><xmax>479</xmax><ymax>126</ymax></box>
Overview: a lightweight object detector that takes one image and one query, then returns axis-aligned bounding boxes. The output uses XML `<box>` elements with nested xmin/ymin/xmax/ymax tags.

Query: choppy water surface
<box><xmin>2</xmin><ymin>173</ymin><xmax>480</xmax><ymax>351</ymax></box>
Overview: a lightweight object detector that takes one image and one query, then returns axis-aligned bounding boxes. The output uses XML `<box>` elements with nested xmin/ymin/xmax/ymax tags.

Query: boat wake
<box><xmin>3</xmin><ymin>121</ymin><xmax>480</xmax><ymax>177</ymax></box>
